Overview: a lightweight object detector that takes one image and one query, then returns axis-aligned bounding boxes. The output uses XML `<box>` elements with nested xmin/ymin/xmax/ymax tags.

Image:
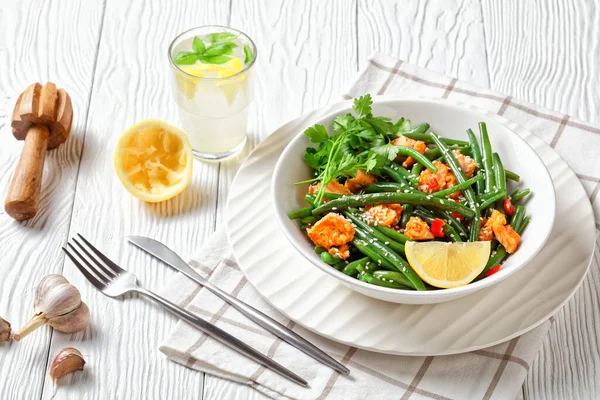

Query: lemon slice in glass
<box><xmin>114</xmin><ymin>119</ymin><xmax>193</xmax><ymax>203</ymax></box>
<box><xmin>405</xmin><ymin>241</ymin><xmax>491</xmax><ymax>288</ymax></box>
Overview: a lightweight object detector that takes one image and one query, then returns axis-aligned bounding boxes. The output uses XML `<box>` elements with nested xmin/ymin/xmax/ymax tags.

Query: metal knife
<box><xmin>127</xmin><ymin>235</ymin><xmax>350</xmax><ymax>376</ymax></box>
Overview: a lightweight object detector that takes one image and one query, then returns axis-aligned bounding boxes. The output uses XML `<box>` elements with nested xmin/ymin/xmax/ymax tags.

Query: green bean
<box><xmin>505</xmin><ymin>170</ymin><xmax>520</xmax><ymax>182</ymax></box>
<box><xmin>492</xmin><ymin>153</ymin><xmax>507</xmax><ymax>194</ymax></box>
<box><xmin>479</xmin><ymin>122</ymin><xmax>495</xmax><ymax>193</ymax></box>
<box><xmin>429</xmin><ymin>132</ymin><xmax>480</xmax><ymax>242</ymax></box>
<box><xmin>400</xmin><ymin>204</ymin><xmax>413</xmax><ymax>228</ymax></box>
<box><xmin>343</xmin><ymin>212</ymin><xmax>405</xmax><ymax>255</ymax></box>
<box><xmin>305</xmin><ymin>194</ymin><xmax>319</xmax><ymax>208</ymax></box>
<box><xmin>314</xmin><ymin>246</ymin><xmax>326</xmax><ymax>254</ymax></box>
<box><xmin>510</xmin><ymin>188</ymin><xmax>531</xmax><ymax>204</ymax></box>
<box><xmin>385</xmin><ymin>147</ymin><xmax>438</xmax><ymax>172</ymax></box>
<box><xmin>466</xmin><ymin>128</ymin><xmax>485</xmax><ymax>195</ymax></box>
<box><xmin>364</xmin><ymin>182</ymin><xmax>404</xmax><ymax>193</ymax></box>
<box><xmin>434</xmin><ymin>209</ymin><xmax>469</xmax><ymax>239</ymax></box>
<box><xmin>401</xmin><ymin>132</ymin><xmax>469</xmax><ymax>146</ymax></box>
<box><xmin>411</xmin><ymin>162</ymin><xmax>424</xmax><ymax>180</ymax></box>
<box><xmin>353</xmin><ymin>239</ymin><xmax>397</xmax><ymax>271</ymax></box>
<box><xmin>323</xmin><ymin>192</ymin><xmax>343</xmax><ymax>200</ymax></box>
<box><xmin>409</xmin><ymin>123</ymin><xmax>430</xmax><ymax>135</ymax></box>
<box><xmin>312</xmin><ymin>192</ymin><xmax>476</xmax><ymax>218</ymax></box>
<box><xmin>353</xmin><ymin>227</ymin><xmax>425</xmax><ymax>290</ymax></box>
<box><xmin>320</xmin><ymin>251</ymin><xmax>339</xmax><ymax>265</ymax></box>
<box><xmin>359</xmin><ymin>272</ymin><xmax>411</xmax><ymax>289</ymax></box>
<box><xmin>520</xmin><ymin>216</ymin><xmax>531</xmax><ymax>231</ymax></box>
<box><xmin>389</xmin><ymin>162</ymin><xmax>420</xmax><ymax>185</ymax></box>
<box><xmin>374</xmin><ymin>225</ymin><xmax>410</xmax><ymax>244</ymax></box>
<box><xmin>425</xmin><ymin>147</ymin><xmax>443</xmax><ymax>160</ymax></box>
<box><xmin>333</xmin><ymin>261</ymin><xmax>346</xmax><ymax>271</ymax></box>
<box><xmin>510</xmin><ymin>205</ymin><xmax>525</xmax><ymax>231</ymax></box>
<box><xmin>479</xmin><ymin>190</ymin><xmax>506</xmax><ymax>210</ymax></box>
<box><xmin>432</xmin><ymin>174</ymin><xmax>483</xmax><ymax>198</ymax></box>
<box><xmin>288</xmin><ymin>206</ymin><xmax>313</xmax><ymax>219</ymax></box>
<box><xmin>300</xmin><ymin>216</ymin><xmax>317</xmax><ymax>225</ymax></box>
<box><xmin>382</xmin><ymin>165</ymin><xmax>411</xmax><ymax>186</ymax></box>
<box><xmin>373</xmin><ymin>270</ymin><xmax>413</xmax><ymax>288</ymax></box>
<box><xmin>342</xmin><ymin>257</ymin><xmax>369</xmax><ymax>277</ymax></box>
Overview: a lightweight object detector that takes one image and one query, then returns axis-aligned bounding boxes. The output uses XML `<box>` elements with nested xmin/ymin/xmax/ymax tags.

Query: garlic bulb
<box><xmin>0</xmin><ymin>317</ymin><xmax>10</xmax><ymax>343</ymax></box>
<box><xmin>49</xmin><ymin>347</ymin><xmax>86</xmax><ymax>382</ymax></box>
<box><xmin>14</xmin><ymin>275</ymin><xmax>90</xmax><ymax>341</ymax></box>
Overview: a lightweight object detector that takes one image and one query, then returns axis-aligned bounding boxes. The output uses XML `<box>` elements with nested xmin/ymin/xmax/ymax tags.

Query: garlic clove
<box><xmin>49</xmin><ymin>347</ymin><xmax>86</xmax><ymax>382</ymax></box>
<box><xmin>16</xmin><ymin>274</ymin><xmax>90</xmax><ymax>341</ymax></box>
<box><xmin>49</xmin><ymin>302</ymin><xmax>90</xmax><ymax>333</ymax></box>
<box><xmin>0</xmin><ymin>317</ymin><xmax>11</xmax><ymax>343</ymax></box>
<box><xmin>36</xmin><ymin>283</ymin><xmax>81</xmax><ymax>319</ymax></box>
<box><xmin>34</xmin><ymin>275</ymin><xmax>69</xmax><ymax>310</ymax></box>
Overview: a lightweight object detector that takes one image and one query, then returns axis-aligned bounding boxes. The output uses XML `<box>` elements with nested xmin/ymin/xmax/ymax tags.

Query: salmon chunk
<box><xmin>391</xmin><ymin>136</ymin><xmax>428</xmax><ymax>168</ymax></box>
<box><xmin>478</xmin><ymin>217</ymin><xmax>494</xmax><ymax>241</ymax></box>
<box><xmin>307</xmin><ymin>213</ymin><xmax>355</xmax><ymax>250</ymax></box>
<box><xmin>345</xmin><ymin>170</ymin><xmax>378</xmax><ymax>193</ymax></box>
<box><xmin>308</xmin><ymin>179</ymin><xmax>352</xmax><ymax>196</ymax></box>
<box><xmin>363</xmin><ymin>204</ymin><xmax>403</xmax><ymax>227</ymax></box>
<box><xmin>418</xmin><ymin>160</ymin><xmax>458</xmax><ymax>197</ymax></box>
<box><xmin>404</xmin><ymin>216</ymin><xmax>434</xmax><ymax>240</ymax></box>
<box><xmin>452</xmin><ymin>150</ymin><xmax>477</xmax><ymax>179</ymax></box>
<box><xmin>328</xmin><ymin>243</ymin><xmax>350</xmax><ymax>260</ymax></box>
<box><xmin>481</xmin><ymin>209</ymin><xmax>520</xmax><ymax>253</ymax></box>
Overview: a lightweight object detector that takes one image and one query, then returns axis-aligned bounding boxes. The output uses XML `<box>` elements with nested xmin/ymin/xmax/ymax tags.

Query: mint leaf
<box><xmin>174</xmin><ymin>51</ymin><xmax>199</xmax><ymax>65</ymax></box>
<box><xmin>205</xmin><ymin>32</ymin><xmax>238</xmax><ymax>44</ymax></box>
<box><xmin>192</xmin><ymin>37</ymin><xmax>206</xmax><ymax>54</ymax></box>
<box><xmin>244</xmin><ymin>44</ymin><xmax>254</xmax><ymax>64</ymax></box>
<box><xmin>304</xmin><ymin>124</ymin><xmax>329</xmax><ymax>143</ymax></box>
<box><xmin>199</xmin><ymin>55</ymin><xmax>232</xmax><ymax>64</ymax></box>
<box><xmin>353</xmin><ymin>94</ymin><xmax>373</xmax><ymax>117</ymax></box>
<box><xmin>203</xmin><ymin>42</ymin><xmax>237</xmax><ymax>57</ymax></box>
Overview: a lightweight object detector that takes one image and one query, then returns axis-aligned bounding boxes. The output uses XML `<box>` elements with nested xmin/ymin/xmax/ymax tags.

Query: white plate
<box><xmin>226</xmin><ymin>97</ymin><xmax>595</xmax><ymax>355</ymax></box>
<box><xmin>270</xmin><ymin>98</ymin><xmax>556</xmax><ymax>304</ymax></box>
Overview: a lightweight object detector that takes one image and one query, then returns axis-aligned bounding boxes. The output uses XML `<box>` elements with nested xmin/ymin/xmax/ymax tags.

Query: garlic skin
<box><xmin>0</xmin><ymin>317</ymin><xmax>11</xmax><ymax>343</ymax></box>
<box><xmin>49</xmin><ymin>347</ymin><xmax>86</xmax><ymax>382</ymax></box>
<box><xmin>14</xmin><ymin>275</ymin><xmax>89</xmax><ymax>341</ymax></box>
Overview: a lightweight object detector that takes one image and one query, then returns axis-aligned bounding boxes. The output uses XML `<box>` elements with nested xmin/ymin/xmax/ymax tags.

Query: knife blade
<box><xmin>127</xmin><ymin>235</ymin><xmax>350</xmax><ymax>376</ymax></box>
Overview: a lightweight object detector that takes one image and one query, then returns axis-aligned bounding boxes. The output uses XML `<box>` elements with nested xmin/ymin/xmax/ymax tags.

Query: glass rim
<box><xmin>168</xmin><ymin>25</ymin><xmax>257</xmax><ymax>81</ymax></box>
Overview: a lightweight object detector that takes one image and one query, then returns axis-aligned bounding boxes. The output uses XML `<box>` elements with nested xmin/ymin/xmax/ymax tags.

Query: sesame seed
<box><xmin>439</xmin><ymin>200</ymin><xmax>444</xmax><ymax>204</ymax></box>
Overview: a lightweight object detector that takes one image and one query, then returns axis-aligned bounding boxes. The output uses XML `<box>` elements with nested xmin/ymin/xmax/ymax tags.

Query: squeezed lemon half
<box><xmin>405</xmin><ymin>241</ymin><xmax>491</xmax><ymax>288</ymax></box>
<box><xmin>114</xmin><ymin>119</ymin><xmax>193</xmax><ymax>203</ymax></box>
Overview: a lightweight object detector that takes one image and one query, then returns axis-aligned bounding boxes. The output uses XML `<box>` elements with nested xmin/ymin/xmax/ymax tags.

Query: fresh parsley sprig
<box><xmin>300</xmin><ymin>94</ymin><xmax>400</xmax><ymax>203</ymax></box>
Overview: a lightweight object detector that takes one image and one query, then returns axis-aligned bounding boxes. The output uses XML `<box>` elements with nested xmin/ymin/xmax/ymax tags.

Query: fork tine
<box><xmin>66</xmin><ymin>243</ymin><xmax>111</xmax><ymax>285</ymax></box>
<box><xmin>62</xmin><ymin>246</ymin><xmax>107</xmax><ymax>291</ymax></box>
<box><xmin>77</xmin><ymin>233</ymin><xmax>125</xmax><ymax>274</ymax></box>
<box><xmin>71</xmin><ymin>237</ymin><xmax>117</xmax><ymax>280</ymax></box>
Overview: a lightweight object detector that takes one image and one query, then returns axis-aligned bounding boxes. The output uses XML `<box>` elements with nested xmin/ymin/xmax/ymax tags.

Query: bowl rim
<box><xmin>271</xmin><ymin>96</ymin><xmax>557</xmax><ymax>300</ymax></box>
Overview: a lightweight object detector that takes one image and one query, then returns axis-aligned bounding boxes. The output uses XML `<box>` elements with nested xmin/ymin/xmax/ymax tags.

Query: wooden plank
<box><xmin>0</xmin><ymin>1</ymin><xmax>104</xmax><ymax>399</ymax></box>
<box><xmin>357</xmin><ymin>0</ymin><xmax>490</xmax><ymax>86</ymax></box>
<box><xmin>204</xmin><ymin>0</ymin><xmax>358</xmax><ymax>398</ymax></box>
<box><xmin>482</xmin><ymin>0</ymin><xmax>600</xmax><ymax>125</ymax></box>
<box><xmin>481</xmin><ymin>2</ymin><xmax>600</xmax><ymax>399</ymax></box>
<box><xmin>38</xmin><ymin>0</ymin><xmax>230</xmax><ymax>398</ymax></box>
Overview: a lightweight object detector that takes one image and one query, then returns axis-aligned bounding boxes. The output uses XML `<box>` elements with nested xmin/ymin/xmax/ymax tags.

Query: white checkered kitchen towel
<box><xmin>159</xmin><ymin>54</ymin><xmax>600</xmax><ymax>400</ymax></box>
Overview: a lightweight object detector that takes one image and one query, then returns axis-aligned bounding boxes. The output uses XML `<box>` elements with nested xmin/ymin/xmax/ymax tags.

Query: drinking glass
<box><xmin>168</xmin><ymin>26</ymin><xmax>257</xmax><ymax>160</ymax></box>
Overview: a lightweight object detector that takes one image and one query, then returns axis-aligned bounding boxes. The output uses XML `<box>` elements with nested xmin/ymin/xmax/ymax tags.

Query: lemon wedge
<box><xmin>114</xmin><ymin>119</ymin><xmax>193</xmax><ymax>203</ymax></box>
<box><xmin>405</xmin><ymin>241</ymin><xmax>491</xmax><ymax>288</ymax></box>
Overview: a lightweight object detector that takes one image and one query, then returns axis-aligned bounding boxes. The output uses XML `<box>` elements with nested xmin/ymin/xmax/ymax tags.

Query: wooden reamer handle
<box><xmin>5</xmin><ymin>125</ymin><xmax>50</xmax><ymax>221</ymax></box>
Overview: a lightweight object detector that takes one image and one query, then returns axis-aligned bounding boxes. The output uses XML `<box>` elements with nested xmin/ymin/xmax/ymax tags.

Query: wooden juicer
<box><xmin>5</xmin><ymin>82</ymin><xmax>73</xmax><ymax>221</ymax></box>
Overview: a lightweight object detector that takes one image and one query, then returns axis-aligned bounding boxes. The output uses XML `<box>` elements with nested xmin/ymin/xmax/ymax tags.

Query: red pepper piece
<box><xmin>485</xmin><ymin>265</ymin><xmax>501</xmax><ymax>277</ymax></box>
<box><xmin>503</xmin><ymin>198</ymin><xmax>516</xmax><ymax>216</ymax></box>
<box><xmin>431</xmin><ymin>218</ymin><xmax>445</xmax><ymax>237</ymax></box>
<box><xmin>451</xmin><ymin>211</ymin><xmax>464</xmax><ymax>221</ymax></box>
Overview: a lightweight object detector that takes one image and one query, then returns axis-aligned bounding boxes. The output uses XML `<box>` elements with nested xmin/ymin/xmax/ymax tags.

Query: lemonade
<box><xmin>168</xmin><ymin>26</ymin><xmax>256</xmax><ymax>160</ymax></box>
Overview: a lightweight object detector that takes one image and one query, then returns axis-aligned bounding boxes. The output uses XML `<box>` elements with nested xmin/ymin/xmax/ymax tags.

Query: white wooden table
<box><xmin>1</xmin><ymin>1</ymin><xmax>598</xmax><ymax>399</ymax></box>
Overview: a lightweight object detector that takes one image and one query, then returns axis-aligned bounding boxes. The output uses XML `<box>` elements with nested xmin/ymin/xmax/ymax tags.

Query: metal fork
<box><xmin>62</xmin><ymin>234</ymin><xmax>308</xmax><ymax>387</ymax></box>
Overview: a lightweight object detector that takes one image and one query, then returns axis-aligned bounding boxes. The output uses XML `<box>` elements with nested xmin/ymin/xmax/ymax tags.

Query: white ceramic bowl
<box><xmin>271</xmin><ymin>97</ymin><xmax>556</xmax><ymax>304</ymax></box>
